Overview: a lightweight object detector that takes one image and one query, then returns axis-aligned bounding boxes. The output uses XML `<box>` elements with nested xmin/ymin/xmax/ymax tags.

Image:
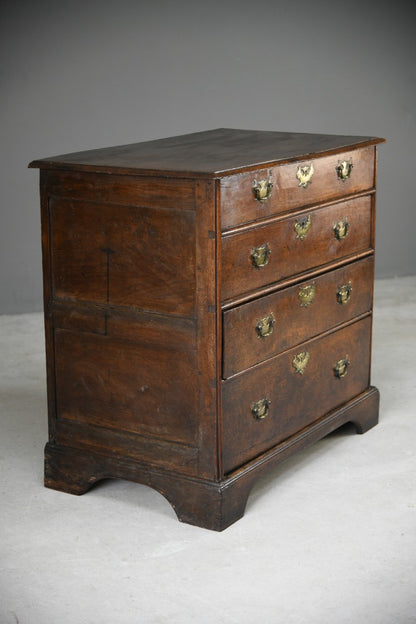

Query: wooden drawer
<box><xmin>221</xmin><ymin>194</ymin><xmax>372</xmax><ymax>302</ymax></box>
<box><xmin>220</xmin><ymin>146</ymin><xmax>375</xmax><ymax>230</ymax></box>
<box><xmin>223</xmin><ymin>255</ymin><xmax>374</xmax><ymax>378</ymax></box>
<box><xmin>222</xmin><ymin>315</ymin><xmax>372</xmax><ymax>474</ymax></box>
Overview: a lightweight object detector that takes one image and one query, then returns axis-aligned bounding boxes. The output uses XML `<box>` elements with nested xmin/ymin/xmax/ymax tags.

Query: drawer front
<box><xmin>223</xmin><ymin>255</ymin><xmax>374</xmax><ymax>378</ymax></box>
<box><xmin>222</xmin><ymin>315</ymin><xmax>372</xmax><ymax>474</ymax></box>
<box><xmin>220</xmin><ymin>146</ymin><xmax>375</xmax><ymax>230</ymax></box>
<box><xmin>221</xmin><ymin>195</ymin><xmax>372</xmax><ymax>301</ymax></box>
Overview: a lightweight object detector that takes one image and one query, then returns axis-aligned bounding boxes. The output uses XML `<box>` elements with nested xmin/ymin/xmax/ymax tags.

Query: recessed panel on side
<box><xmin>49</xmin><ymin>198</ymin><xmax>196</xmax><ymax>315</ymax></box>
<box><xmin>54</xmin><ymin>329</ymin><xmax>199</xmax><ymax>446</ymax></box>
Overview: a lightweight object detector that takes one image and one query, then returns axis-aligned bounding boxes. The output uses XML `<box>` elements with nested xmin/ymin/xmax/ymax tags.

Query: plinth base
<box><xmin>45</xmin><ymin>387</ymin><xmax>379</xmax><ymax>531</ymax></box>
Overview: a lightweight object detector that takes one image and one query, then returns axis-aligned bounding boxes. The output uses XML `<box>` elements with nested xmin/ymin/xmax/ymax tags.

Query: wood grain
<box><xmin>220</xmin><ymin>146</ymin><xmax>375</xmax><ymax>230</ymax></box>
<box><xmin>29</xmin><ymin>128</ymin><xmax>384</xmax><ymax>178</ymax></box>
<box><xmin>221</xmin><ymin>195</ymin><xmax>373</xmax><ymax>301</ymax></box>
<box><xmin>50</xmin><ymin>197</ymin><xmax>196</xmax><ymax>315</ymax></box>
<box><xmin>31</xmin><ymin>129</ymin><xmax>383</xmax><ymax>529</ymax></box>
<box><xmin>54</xmin><ymin>329</ymin><xmax>199</xmax><ymax>444</ymax></box>
<box><xmin>223</xmin><ymin>255</ymin><xmax>374</xmax><ymax>378</ymax></box>
<box><xmin>222</xmin><ymin>315</ymin><xmax>372</xmax><ymax>473</ymax></box>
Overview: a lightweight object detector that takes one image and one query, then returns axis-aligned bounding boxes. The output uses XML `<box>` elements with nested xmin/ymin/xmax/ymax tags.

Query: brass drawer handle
<box><xmin>333</xmin><ymin>219</ymin><xmax>349</xmax><ymax>240</ymax></box>
<box><xmin>292</xmin><ymin>351</ymin><xmax>310</xmax><ymax>375</ymax></box>
<box><xmin>336</xmin><ymin>158</ymin><xmax>353</xmax><ymax>181</ymax></box>
<box><xmin>336</xmin><ymin>281</ymin><xmax>352</xmax><ymax>305</ymax></box>
<box><xmin>334</xmin><ymin>355</ymin><xmax>350</xmax><ymax>378</ymax></box>
<box><xmin>251</xmin><ymin>397</ymin><xmax>271</xmax><ymax>420</ymax></box>
<box><xmin>255</xmin><ymin>313</ymin><xmax>275</xmax><ymax>338</ymax></box>
<box><xmin>252</xmin><ymin>172</ymin><xmax>273</xmax><ymax>201</ymax></box>
<box><xmin>295</xmin><ymin>215</ymin><xmax>311</xmax><ymax>240</ymax></box>
<box><xmin>296</xmin><ymin>163</ymin><xmax>314</xmax><ymax>188</ymax></box>
<box><xmin>251</xmin><ymin>243</ymin><xmax>271</xmax><ymax>268</ymax></box>
<box><xmin>299</xmin><ymin>283</ymin><xmax>316</xmax><ymax>307</ymax></box>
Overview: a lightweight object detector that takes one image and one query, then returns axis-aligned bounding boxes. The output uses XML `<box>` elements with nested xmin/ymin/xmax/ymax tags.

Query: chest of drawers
<box><xmin>30</xmin><ymin>128</ymin><xmax>384</xmax><ymax>530</ymax></box>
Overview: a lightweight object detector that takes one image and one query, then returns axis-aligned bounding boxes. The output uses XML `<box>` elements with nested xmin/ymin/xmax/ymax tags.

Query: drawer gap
<box><xmin>222</xmin><ymin>310</ymin><xmax>372</xmax><ymax>382</ymax></box>
<box><xmin>221</xmin><ymin>250</ymin><xmax>374</xmax><ymax>310</ymax></box>
<box><xmin>221</xmin><ymin>188</ymin><xmax>375</xmax><ymax>237</ymax></box>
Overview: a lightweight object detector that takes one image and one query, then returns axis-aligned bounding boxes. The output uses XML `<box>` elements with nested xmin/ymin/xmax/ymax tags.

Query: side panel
<box><xmin>49</xmin><ymin>198</ymin><xmax>196</xmax><ymax>316</ymax></box>
<box><xmin>54</xmin><ymin>329</ymin><xmax>198</xmax><ymax>443</ymax></box>
<box><xmin>40</xmin><ymin>171</ymin><xmax>218</xmax><ymax>479</ymax></box>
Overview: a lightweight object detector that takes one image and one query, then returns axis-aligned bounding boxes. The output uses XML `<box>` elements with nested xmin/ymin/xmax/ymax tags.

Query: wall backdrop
<box><xmin>1</xmin><ymin>0</ymin><xmax>415</xmax><ymax>313</ymax></box>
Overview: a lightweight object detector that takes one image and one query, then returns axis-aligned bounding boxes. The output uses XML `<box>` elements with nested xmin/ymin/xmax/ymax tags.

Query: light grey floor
<box><xmin>1</xmin><ymin>276</ymin><xmax>415</xmax><ymax>624</ymax></box>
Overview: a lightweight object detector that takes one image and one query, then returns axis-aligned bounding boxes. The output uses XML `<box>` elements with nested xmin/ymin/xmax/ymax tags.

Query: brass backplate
<box><xmin>336</xmin><ymin>282</ymin><xmax>352</xmax><ymax>305</ymax></box>
<box><xmin>336</xmin><ymin>159</ymin><xmax>353</xmax><ymax>181</ymax></box>
<box><xmin>294</xmin><ymin>215</ymin><xmax>311</xmax><ymax>240</ymax></box>
<box><xmin>251</xmin><ymin>243</ymin><xmax>271</xmax><ymax>268</ymax></box>
<box><xmin>251</xmin><ymin>397</ymin><xmax>271</xmax><ymax>420</ymax></box>
<box><xmin>292</xmin><ymin>351</ymin><xmax>310</xmax><ymax>375</ymax></box>
<box><xmin>299</xmin><ymin>283</ymin><xmax>316</xmax><ymax>307</ymax></box>
<box><xmin>334</xmin><ymin>355</ymin><xmax>350</xmax><ymax>378</ymax></box>
<box><xmin>296</xmin><ymin>163</ymin><xmax>314</xmax><ymax>188</ymax></box>
<box><xmin>333</xmin><ymin>219</ymin><xmax>349</xmax><ymax>240</ymax></box>
<box><xmin>255</xmin><ymin>313</ymin><xmax>275</xmax><ymax>338</ymax></box>
<box><xmin>252</xmin><ymin>172</ymin><xmax>273</xmax><ymax>201</ymax></box>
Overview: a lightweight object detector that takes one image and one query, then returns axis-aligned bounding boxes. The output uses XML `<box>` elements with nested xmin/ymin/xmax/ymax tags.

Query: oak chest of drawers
<box><xmin>30</xmin><ymin>128</ymin><xmax>384</xmax><ymax>530</ymax></box>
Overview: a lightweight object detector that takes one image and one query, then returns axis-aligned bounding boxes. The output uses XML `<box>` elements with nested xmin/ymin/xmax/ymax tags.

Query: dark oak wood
<box><xmin>44</xmin><ymin>386</ymin><xmax>379</xmax><ymax>531</ymax></box>
<box><xmin>220</xmin><ymin>145</ymin><xmax>375</xmax><ymax>230</ymax></box>
<box><xmin>41</xmin><ymin>170</ymin><xmax>197</xmax><ymax>208</ymax></box>
<box><xmin>222</xmin><ymin>315</ymin><xmax>371</xmax><ymax>473</ymax></box>
<box><xmin>29</xmin><ymin>128</ymin><xmax>384</xmax><ymax>178</ymax></box>
<box><xmin>31</xmin><ymin>129</ymin><xmax>383</xmax><ymax>530</ymax></box>
<box><xmin>54</xmin><ymin>329</ymin><xmax>199</xmax><ymax>443</ymax></box>
<box><xmin>49</xmin><ymin>197</ymin><xmax>196</xmax><ymax>315</ymax></box>
<box><xmin>221</xmin><ymin>194</ymin><xmax>373</xmax><ymax>300</ymax></box>
<box><xmin>51</xmin><ymin>301</ymin><xmax>196</xmax><ymax>349</ymax></box>
<box><xmin>223</xmin><ymin>255</ymin><xmax>374</xmax><ymax>378</ymax></box>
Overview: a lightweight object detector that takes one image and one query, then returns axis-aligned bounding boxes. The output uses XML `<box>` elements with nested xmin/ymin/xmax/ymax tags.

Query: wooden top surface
<box><xmin>29</xmin><ymin>128</ymin><xmax>385</xmax><ymax>178</ymax></box>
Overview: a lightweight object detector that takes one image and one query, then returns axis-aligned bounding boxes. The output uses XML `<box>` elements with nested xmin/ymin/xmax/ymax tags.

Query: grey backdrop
<box><xmin>1</xmin><ymin>0</ymin><xmax>415</xmax><ymax>313</ymax></box>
